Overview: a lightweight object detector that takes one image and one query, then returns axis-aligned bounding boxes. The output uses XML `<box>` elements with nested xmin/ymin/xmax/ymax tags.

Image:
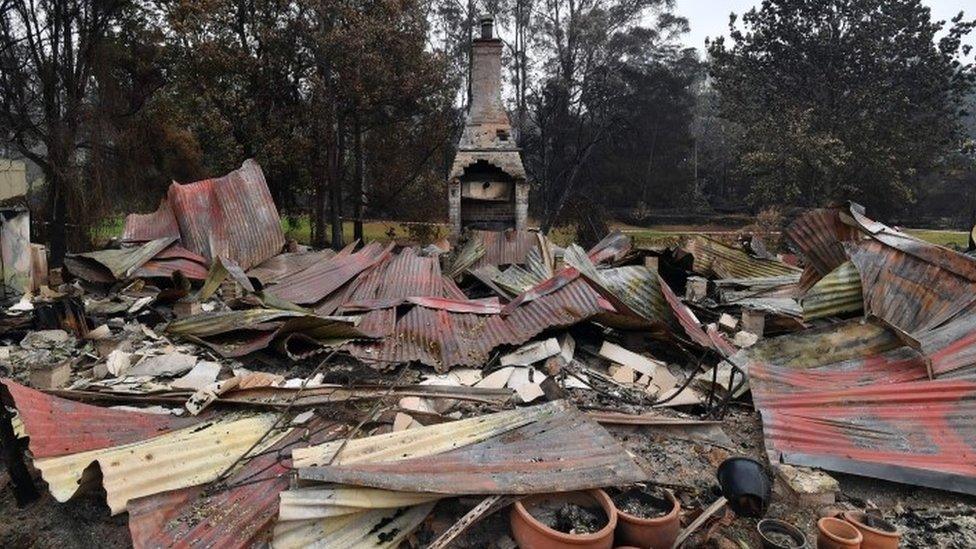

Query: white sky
<box><xmin>673</xmin><ymin>0</ymin><xmax>974</xmax><ymax>53</ymax></box>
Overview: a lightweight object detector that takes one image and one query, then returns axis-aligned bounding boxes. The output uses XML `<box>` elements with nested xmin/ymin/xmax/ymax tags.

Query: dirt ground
<box><xmin>2</xmin><ymin>396</ymin><xmax>974</xmax><ymax>548</ymax></box>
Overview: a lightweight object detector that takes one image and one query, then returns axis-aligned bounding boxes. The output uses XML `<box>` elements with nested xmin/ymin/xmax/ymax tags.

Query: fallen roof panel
<box><xmin>299</xmin><ymin>400</ymin><xmax>646</xmax><ymax>494</ymax></box>
<box><xmin>786</xmin><ymin>207</ymin><xmax>862</xmax><ymax>292</ymax></box>
<box><xmin>122</xmin><ymin>199</ymin><xmax>180</xmax><ymax>243</ymax></box>
<box><xmin>127</xmin><ymin>419</ymin><xmax>344</xmax><ymax>549</ymax></box>
<box><xmin>247</xmin><ymin>249</ymin><xmax>337</xmax><ymax>286</ymax></box>
<box><xmin>268</xmin><ymin>242</ymin><xmax>391</xmax><ymax>305</ymax></box>
<box><xmin>272</xmin><ymin>503</ymin><xmax>435</xmax><ymax>549</ymax></box>
<box><xmin>1</xmin><ymin>379</ymin><xmax>201</xmax><ymax>458</ymax></box>
<box><xmin>684</xmin><ymin>236</ymin><xmax>801</xmax><ymax>279</ymax></box>
<box><xmin>736</xmin><ymin>319</ymin><xmax>976</xmax><ymax>495</ymax></box>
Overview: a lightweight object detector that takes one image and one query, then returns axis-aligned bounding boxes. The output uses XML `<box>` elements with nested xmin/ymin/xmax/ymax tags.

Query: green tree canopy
<box><xmin>708</xmin><ymin>0</ymin><xmax>976</xmax><ymax>215</ymax></box>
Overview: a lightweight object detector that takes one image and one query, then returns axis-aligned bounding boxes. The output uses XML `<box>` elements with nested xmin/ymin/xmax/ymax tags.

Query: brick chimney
<box><xmin>448</xmin><ymin>16</ymin><xmax>528</xmax><ymax>234</ymax></box>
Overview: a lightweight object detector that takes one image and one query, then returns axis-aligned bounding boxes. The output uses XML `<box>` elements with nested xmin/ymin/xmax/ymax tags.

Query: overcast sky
<box><xmin>673</xmin><ymin>0</ymin><xmax>973</xmax><ymax>52</ymax></box>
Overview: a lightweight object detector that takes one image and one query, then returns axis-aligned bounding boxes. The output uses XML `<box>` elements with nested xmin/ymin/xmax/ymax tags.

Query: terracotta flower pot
<box><xmin>841</xmin><ymin>511</ymin><xmax>901</xmax><ymax>549</ymax></box>
<box><xmin>511</xmin><ymin>489</ymin><xmax>617</xmax><ymax>549</ymax></box>
<box><xmin>817</xmin><ymin>517</ymin><xmax>863</xmax><ymax>549</ymax></box>
<box><xmin>612</xmin><ymin>488</ymin><xmax>681</xmax><ymax>549</ymax></box>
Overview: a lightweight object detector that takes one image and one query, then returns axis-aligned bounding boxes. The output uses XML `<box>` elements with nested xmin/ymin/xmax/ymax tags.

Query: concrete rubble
<box><xmin>1</xmin><ymin>176</ymin><xmax>974</xmax><ymax>547</ymax></box>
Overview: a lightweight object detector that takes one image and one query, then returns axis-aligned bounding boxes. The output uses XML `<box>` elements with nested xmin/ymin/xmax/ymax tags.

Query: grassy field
<box><xmin>91</xmin><ymin>215</ymin><xmax>970</xmax><ymax>249</ymax></box>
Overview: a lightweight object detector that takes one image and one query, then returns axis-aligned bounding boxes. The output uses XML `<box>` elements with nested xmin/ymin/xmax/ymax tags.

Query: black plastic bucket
<box><xmin>716</xmin><ymin>456</ymin><xmax>772</xmax><ymax>518</ymax></box>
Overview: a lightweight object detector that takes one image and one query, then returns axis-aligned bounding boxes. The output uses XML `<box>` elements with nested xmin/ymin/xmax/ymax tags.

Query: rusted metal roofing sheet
<box><xmin>736</xmin><ymin>319</ymin><xmax>976</xmax><ymax>495</ymax></box>
<box><xmin>684</xmin><ymin>236</ymin><xmax>801</xmax><ymax>279</ymax></box>
<box><xmin>1</xmin><ymin>379</ymin><xmax>200</xmax><ymax>458</ymax></box>
<box><xmin>36</xmin><ymin>413</ymin><xmax>284</xmax><ymax>515</ymax></box>
<box><xmin>786</xmin><ymin>207</ymin><xmax>862</xmax><ymax>292</ymax></box>
<box><xmin>800</xmin><ymin>261</ymin><xmax>863</xmax><ymax>321</ymax></box>
<box><xmin>123</xmin><ymin>199</ymin><xmax>180</xmax><ymax>242</ymax></box>
<box><xmin>272</xmin><ymin>503</ymin><xmax>435</xmax><ymax>549</ymax></box>
<box><xmin>268</xmin><ymin>242</ymin><xmax>390</xmax><ymax>305</ymax></box>
<box><xmin>344</xmin><ymin>247</ymin><xmax>442</xmax><ymax>301</ymax></box>
<box><xmin>167</xmin><ymin>309</ymin><xmax>369</xmax><ymax>358</ymax></box>
<box><xmin>165</xmin><ymin>159</ymin><xmax>285</xmax><ymax>270</ymax></box>
<box><xmin>246</xmin><ymin>249</ymin><xmax>336</xmax><ymax>286</ymax></box>
<box><xmin>917</xmin><ymin>313</ymin><xmax>976</xmax><ymax>378</ymax></box>
<box><xmin>298</xmin><ymin>400</ymin><xmax>646</xmax><ymax>494</ymax></box>
<box><xmin>131</xmin><ymin>244</ymin><xmax>211</xmax><ymax>280</ymax></box>
<box><xmin>587</xmin><ymin>230</ymin><xmax>632</xmax><ymax>264</ymax></box>
<box><xmin>847</xmin><ymin>237</ymin><xmax>976</xmax><ymax>335</ymax></box>
<box><xmin>468</xmin><ymin>229</ymin><xmax>540</xmax><ymax>270</ymax></box>
<box><xmin>127</xmin><ymin>419</ymin><xmax>344</xmax><ymax>549</ymax></box>
<box><xmin>64</xmin><ymin>237</ymin><xmax>177</xmax><ymax>282</ymax></box>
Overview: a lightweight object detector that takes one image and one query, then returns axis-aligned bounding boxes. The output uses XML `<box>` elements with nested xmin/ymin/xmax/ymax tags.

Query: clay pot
<box><xmin>757</xmin><ymin>518</ymin><xmax>809</xmax><ymax>549</ymax></box>
<box><xmin>511</xmin><ymin>489</ymin><xmax>617</xmax><ymax>549</ymax></box>
<box><xmin>817</xmin><ymin>517</ymin><xmax>863</xmax><ymax>549</ymax></box>
<box><xmin>612</xmin><ymin>488</ymin><xmax>681</xmax><ymax>549</ymax></box>
<box><xmin>841</xmin><ymin>511</ymin><xmax>901</xmax><ymax>549</ymax></box>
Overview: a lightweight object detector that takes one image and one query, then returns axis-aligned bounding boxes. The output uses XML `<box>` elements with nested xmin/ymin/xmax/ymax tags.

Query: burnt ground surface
<box><xmin>2</xmin><ymin>401</ymin><xmax>975</xmax><ymax>548</ymax></box>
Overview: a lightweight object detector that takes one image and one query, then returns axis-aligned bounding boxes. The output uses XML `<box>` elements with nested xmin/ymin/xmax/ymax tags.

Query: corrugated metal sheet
<box><xmin>131</xmin><ymin>244</ymin><xmax>211</xmax><ymax>280</ymax></box>
<box><xmin>126</xmin><ymin>419</ymin><xmax>344</xmax><ymax>549</ymax></box>
<box><xmin>684</xmin><ymin>236</ymin><xmax>801</xmax><ymax>279</ymax></box>
<box><xmin>268</xmin><ymin>242</ymin><xmax>390</xmax><ymax>305</ymax></box>
<box><xmin>123</xmin><ymin>199</ymin><xmax>180</xmax><ymax>242</ymax></box>
<box><xmin>736</xmin><ymin>319</ymin><xmax>976</xmax><ymax>495</ymax></box>
<box><xmin>278</xmin><ymin>486</ymin><xmax>439</xmax><ymax>521</ymax></box>
<box><xmin>493</xmin><ymin>264</ymin><xmax>543</xmax><ymax>295</ymax></box>
<box><xmin>587</xmin><ymin>230</ymin><xmax>632</xmax><ymax>264</ymax></box>
<box><xmin>34</xmin><ymin>413</ymin><xmax>284</xmax><ymax>514</ymax></box>
<box><xmin>1</xmin><ymin>379</ymin><xmax>201</xmax><ymax>458</ymax></box>
<box><xmin>167</xmin><ymin>309</ymin><xmax>368</xmax><ymax>358</ymax></box>
<box><xmin>349</xmin><ymin>277</ymin><xmax>609</xmax><ymax>370</ymax></box>
<box><xmin>246</xmin><ymin>250</ymin><xmax>336</xmax><ymax>286</ymax></box>
<box><xmin>847</xmin><ymin>237</ymin><xmax>976</xmax><ymax>334</ymax></box>
<box><xmin>786</xmin><ymin>207</ymin><xmax>862</xmax><ymax>292</ymax></box>
<box><xmin>917</xmin><ymin>314</ymin><xmax>976</xmax><ymax>378</ymax></box>
<box><xmin>272</xmin><ymin>503</ymin><xmax>435</xmax><ymax>549</ymax></box>
<box><xmin>801</xmin><ymin>261</ymin><xmax>863</xmax><ymax>321</ymax></box>
<box><xmin>64</xmin><ymin>237</ymin><xmax>177</xmax><ymax>282</ymax></box>
<box><xmin>468</xmin><ymin>229</ymin><xmax>540</xmax><ymax>270</ymax></box>
<box><xmin>298</xmin><ymin>400</ymin><xmax>646</xmax><ymax>494</ymax></box>
<box><xmin>165</xmin><ymin>159</ymin><xmax>285</xmax><ymax>270</ymax></box>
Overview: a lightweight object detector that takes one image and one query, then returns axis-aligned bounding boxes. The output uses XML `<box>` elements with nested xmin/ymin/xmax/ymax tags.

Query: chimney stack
<box><xmin>480</xmin><ymin>16</ymin><xmax>494</xmax><ymax>39</ymax></box>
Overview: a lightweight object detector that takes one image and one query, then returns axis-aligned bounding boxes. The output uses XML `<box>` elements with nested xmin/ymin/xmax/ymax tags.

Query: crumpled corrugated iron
<box><xmin>684</xmin><ymin>235</ymin><xmax>801</xmax><ymax>279</ymax></box>
<box><xmin>64</xmin><ymin>237</ymin><xmax>178</xmax><ymax>283</ymax></box>
<box><xmin>267</xmin><ymin>242</ymin><xmax>391</xmax><ymax>305</ymax></box>
<box><xmin>298</xmin><ymin>400</ymin><xmax>646</xmax><ymax>493</ymax></box>
<box><xmin>123</xmin><ymin>159</ymin><xmax>285</xmax><ymax>270</ymax></box>
<box><xmin>130</xmin><ymin>244</ymin><xmax>210</xmax><ymax>281</ymax></box>
<box><xmin>786</xmin><ymin>207</ymin><xmax>862</xmax><ymax>292</ymax></box>
<box><xmin>167</xmin><ymin>309</ymin><xmax>370</xmax><ymax>358</ymax></box>
<box><xmin>735</xmin><ymin>318</ymin><xmax>976</xmax><ymax>495</ymax></box>
<box><xmin>246</xmin><ymin>249</ymin><xmax>336</xmax><ymax>286</ymax></box>
<box><xmin>1</xmin><ymin>379</ymin><xmax>201</xmax><ymax>458</ymax></box>
<box><xmin>272</xmin><ymin>502</ymin><xmax>436</xmax><ymax>549</ymax></box>
<box><xmin>122</xmin><ymin>199</ymin><xmax>180</xmax><ymax>242</ymax></box>
<box><xmin>800</xmin><ymin>261</ymin><xmax>863</xmax><ymax>321</ymax></box>
<box><xmin>126</xmin><ymin>419</ymin><xmax>344</xmax><ymax>549</ymax></box>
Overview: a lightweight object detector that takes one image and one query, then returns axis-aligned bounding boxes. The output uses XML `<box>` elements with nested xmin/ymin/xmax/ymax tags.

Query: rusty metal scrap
<box><xmin>737</xmin><ymin>318</ymin><xmax>976</xmax><ymax>495</ymax></box>
<box><xmin>298</xmin><ymin>400</ymin><xmax>646</xmax><ymax>493</ymax></box>
<box><xmin>64</xmin><ymin>237</ymin><xmax>178</xmax><ymax>283</ymax></box>
<box><xmin>267</xmin><ymin>242</ymin><xmax>391</xmax><ymax>305</ymax></box>
<box><xmin>684</xmin><ymin>236</ymin><xmax>801</xmax><ymax>279</ymax></box>
<box><xmin>123</xmin><ymin>159</ymin><xmax>286</xmax><ymax>271</ymax></box>
<box><xmin>786</xmin><ymin>207</ymin><xmax>862</xmax><ymax>292</ymax></box>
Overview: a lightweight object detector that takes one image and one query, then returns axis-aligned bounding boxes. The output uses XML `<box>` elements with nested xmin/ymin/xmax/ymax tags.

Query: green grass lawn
<box><xmin>90</xmin><ymin>214</ymin><xmax>971</xmax><ymax>250</ymax></box>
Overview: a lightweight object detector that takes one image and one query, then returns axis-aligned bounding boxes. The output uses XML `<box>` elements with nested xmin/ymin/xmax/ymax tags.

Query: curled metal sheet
<box><xmin>736</xmin><ymin>319</ymin><xmax>976</xmax><ymax>495</ymax></box>
<box><xmin>800</xmin><ymin>261</ymin><xmax>863</xmax><ymax>321</ymax></box>
<box><xmin>123</xmin><ymin>199</ymin><xmax>180</xmax><ymax>242</ymax></box>
<box><xmin>684</xmin><ymin>236</ymin><xmax>801</xmax><ymax>279</ymax></box>
<box><xmin>65</xmin><ymin>237</ymin><xmax>177</xmax><ymax>282</ymax></box>
<box><xmin>272</xmin><ymin>502</ymin><xmax>435</xmax><ymax>549</ymax></box>
<box><xmin>127</xmin><ymin>419</ymin><xmax>344</xmax><ymax>549</ymax></box>
<box><xmin>786</xmin><ymin>207</ymin><xmax>862</xmax><ymax>292</ymax></box>
<box><xmin>268</xmin><ymin>242</ymin><xmax>390</xmax><ymax>305</ymax></box>
<box><xmin>246</xmin><ymin>250</ymin><xmax>337</xmax><ymax>286</ymax></box>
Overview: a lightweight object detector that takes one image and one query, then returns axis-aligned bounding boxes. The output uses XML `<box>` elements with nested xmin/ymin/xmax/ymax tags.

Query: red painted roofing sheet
<box><xmin>123</xmin><ymin>199</ymin><xmax>180</xmax><ymax>243</ymax></box>
<box><xmin>268</xmin><ymin>242</ymin><xmax>391</xmax><ymax>305</ymax></box>
<box><xmin>468</xmin><ymin>229</ymin><xmax>540</xmax><ymax>269</ymax></box>
<box><xmin>124</xmin><ymin>160</ymin><xmax>285</xmax><ymax>271</ymax></box>
<box><xmin>1</xmin><ymin>379</ymin><xmax>200</xmax><ymax>458</ymax></box>
<box><xmin>737</xmin><ymin>319</ymin><xmax>976</xmax><ymax>495</ymax></box>
<box><xmin>785</xmin><ymin>207</ymin><xmax>862</xmax><ymax>292</ymax></box>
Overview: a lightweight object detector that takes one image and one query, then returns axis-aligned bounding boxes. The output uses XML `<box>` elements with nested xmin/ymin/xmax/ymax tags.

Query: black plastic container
<box><xmin>757</xmin><ymin>518</ymin><xmax>809</xmax><ymax>549</ymax></box>
<box><xmin>716</xmin><ymin>456</ymin><xmax>772</xmax><ymax>518</ymax></box>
